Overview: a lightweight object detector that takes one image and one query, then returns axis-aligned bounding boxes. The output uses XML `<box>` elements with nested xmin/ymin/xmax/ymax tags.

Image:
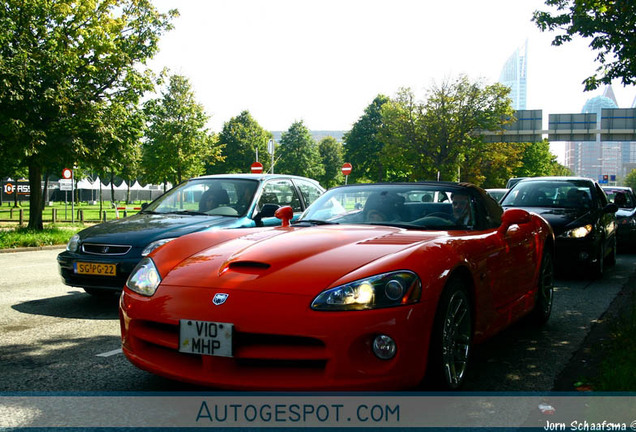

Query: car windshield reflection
<box><xmin>501</xmin><ymin>180</ymin><xmax>594</xmax><ymax>210</ymax></box>
<box><xmin>143</xmin><ymin>178</ymin><xmax>258</xmax><ymax>217</ymax></box>
<box><xmin>299</xmin><ymin>184</ymin><xmax>481</xmax><ymax>230</ymax></box>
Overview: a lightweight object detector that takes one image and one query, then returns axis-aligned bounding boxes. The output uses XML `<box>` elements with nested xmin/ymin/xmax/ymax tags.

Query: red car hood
<box><xmin>157</xmin><ymin>225</ymin><xmax>444</xmax><ymax>295</ymax></box>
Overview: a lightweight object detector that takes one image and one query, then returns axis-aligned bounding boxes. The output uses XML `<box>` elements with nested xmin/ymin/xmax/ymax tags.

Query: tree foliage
<box><xmin>276</xmin><ymin>121</ymin><xmax>324</xmax><ymax>178</ymax></box>
<box><xmin>623</xmin><ymin>169</ymin><xmax>636</xmax><ymax>191</ymax></box>
<box><xmin>142</xmin><ymin>74</ymin><xmax>222</xmax><ymax>186</ymax></box>
<box><xmin>317</xmin><ymin>136</ymin><xmax>344</xmax><ymax>189</ymax></box>
<box><xmin>210</xmin><ymin>111</ymin><xmax>272</xmax><ymax>174</ymax></box>
<box><xmin>464</xmin><ymin>142</ymin><xmax>527</xmax><ymax>188</ymax></box>
<box><xmin>0</xmin><ymin>0</ymin><xmax>177</xmax><ymax>229</ymax></box>
<box><xmin>342</xmin><ymin>95</ymin><xmax>389</xmax><ymax>182</ymax></box>
<box><xmin>379</xmin><ymin>77</ymin><xmax>515</xmax><ymax>183</ymax></box>
<box><xmin>533</xmin><ymin>0</ymin><xmax>636</xmax><ymax>90</ymax></box>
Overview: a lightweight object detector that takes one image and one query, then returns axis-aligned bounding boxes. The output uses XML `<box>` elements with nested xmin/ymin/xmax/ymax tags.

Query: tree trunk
<box><xmin>27</xmin><ymin>163</ymin><xmax>44</xmax><ymax>230</ymax></box>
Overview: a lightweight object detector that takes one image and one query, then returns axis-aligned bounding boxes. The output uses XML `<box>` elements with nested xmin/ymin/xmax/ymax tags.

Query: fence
<box><xmin>0</xmin><ymin>204</ymin><xmax>144</xmax><ymax>226</ymax></box>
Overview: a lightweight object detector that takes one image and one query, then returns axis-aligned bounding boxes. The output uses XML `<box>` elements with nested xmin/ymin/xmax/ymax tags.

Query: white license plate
<box><xmin>179</xmin><ymin>319</ymin><xmax>233</xmax><ymax>357</ymax></box>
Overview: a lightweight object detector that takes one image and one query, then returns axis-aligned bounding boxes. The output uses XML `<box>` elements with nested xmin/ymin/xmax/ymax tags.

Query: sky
<box><xmin>148</xmin><ymin>0</ymin><xmax>636</xmax><ymax>137</ymax></box>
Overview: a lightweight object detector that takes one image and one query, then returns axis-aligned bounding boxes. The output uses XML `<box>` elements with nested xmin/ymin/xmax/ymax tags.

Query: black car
<box><xmin>501</xmin><ymin>177</ymin><xmax>617</xmax><ymax>278</ymax></box>
<box><xmin>602</xmin><ymin>186</ymin><xmax>636</xmax><ymax>250</ymax></box>
<box><xmin>57</xmin><ymin>174</ymin><xmax>324</xmax><ymax>295</ymax></box>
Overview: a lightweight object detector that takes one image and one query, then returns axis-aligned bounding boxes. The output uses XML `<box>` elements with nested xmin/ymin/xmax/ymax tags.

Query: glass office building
<box><xmin>499</xmin><ymin>40</ymin><xmax>528</xmax><ymax>111</ymax></box>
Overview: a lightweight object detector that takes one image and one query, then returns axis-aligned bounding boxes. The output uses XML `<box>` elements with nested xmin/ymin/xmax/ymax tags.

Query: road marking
<box><xmin>96</xmin><ymin>348</ymin><xmax>123</xmax><ymax>357</ymax></box>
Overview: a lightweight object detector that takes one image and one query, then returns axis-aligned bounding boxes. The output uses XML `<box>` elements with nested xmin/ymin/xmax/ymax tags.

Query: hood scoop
<box><xmin>223</xmin><ymin>260</ymin><xmax>271</xmax><ymax>274</ymax></box>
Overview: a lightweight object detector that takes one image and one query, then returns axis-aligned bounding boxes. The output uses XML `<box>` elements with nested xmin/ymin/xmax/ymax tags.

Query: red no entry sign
<box><xmin>341</xmin><ymin>163</ymin><xmax>352</xmax><ymax>176</ymax></box>
<box><xmin>251</xmin><ymin>161</ymin><xmax>263</xmax><ymax>174</ymax></box>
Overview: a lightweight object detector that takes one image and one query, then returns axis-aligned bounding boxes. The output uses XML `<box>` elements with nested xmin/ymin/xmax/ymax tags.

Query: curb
<box><xmin>0</xmin><ymin>245</ymin><xmax>66</xmax><ymax>254</ymax></box>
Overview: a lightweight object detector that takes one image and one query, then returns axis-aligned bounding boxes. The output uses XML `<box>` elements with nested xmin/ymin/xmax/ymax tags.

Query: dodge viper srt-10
<box><xmin>119</xmin><ymin>182</ymin><xmax>555</xmax><ymax>390</ymax></box>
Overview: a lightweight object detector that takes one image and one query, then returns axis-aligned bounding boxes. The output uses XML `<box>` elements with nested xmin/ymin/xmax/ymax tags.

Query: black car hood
<box><xmin>76</xmin><ymin>212</ymin><xmax>241</xmax><ymax>247</ymax></box>
<box><xmin>506</xmin><ymin>206</ymin><xmax>592</xmax><ymax>236</ymax></box>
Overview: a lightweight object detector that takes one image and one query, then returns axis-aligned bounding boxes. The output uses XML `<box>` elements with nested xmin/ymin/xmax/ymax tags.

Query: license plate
<box><xmin>74</xmin><ymin>262</ymin><xmax>117</xmax><ymax>276</ymax></box>
<box><xmin>179</xmin><ymin>319</ymin><xmax>233</xmax><ymax>357</ymax></box>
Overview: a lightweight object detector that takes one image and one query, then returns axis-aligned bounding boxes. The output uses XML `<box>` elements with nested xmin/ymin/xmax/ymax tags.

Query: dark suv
<box><xmin>501</xmin><ymin>177</ymin><xmax>617</xmax><ymax>278</ymax></box>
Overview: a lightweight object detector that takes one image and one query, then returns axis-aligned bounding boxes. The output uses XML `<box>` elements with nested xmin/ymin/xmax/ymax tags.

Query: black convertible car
<box><xmin>501</xmin><ymin>177</ymin><xmax>617</xmax><ymax>278</ymax></box>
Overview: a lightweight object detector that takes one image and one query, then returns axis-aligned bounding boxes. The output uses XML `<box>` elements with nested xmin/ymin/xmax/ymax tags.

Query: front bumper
<box><xmin>554</xmin><ymin>236</ymin><xmax>600</xmax><ymax>269</ymax></box>
<box><xmin>119</xmin><ymin>285</ymin><xmax>435</xmax><ymax>391</ymax></box>
<box><xmin>57</xmin><ymin>250</ymin><xmax>141</xmax><ymax>292</ymax></box>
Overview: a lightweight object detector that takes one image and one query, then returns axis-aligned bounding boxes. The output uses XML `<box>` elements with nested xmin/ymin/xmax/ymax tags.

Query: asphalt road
<box><xmin>0</xmin><ymin>247</ymin><xmax>634</xmax><ymax>393</ymax></box>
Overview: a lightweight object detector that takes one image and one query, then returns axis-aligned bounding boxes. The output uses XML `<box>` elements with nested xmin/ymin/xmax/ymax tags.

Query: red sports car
<box><xmin>119</xmin><ymin>182</ymin><xmax>555</xmax><ymax>390</ymax></box>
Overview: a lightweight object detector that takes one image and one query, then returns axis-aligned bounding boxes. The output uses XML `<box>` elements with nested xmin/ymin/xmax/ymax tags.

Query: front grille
<box><xmin>133</xmin><ymin>319</ymin><xmax>328</xmax><ymax>369</ymax></box>
<box><xmin>82</xmin><ymin>243</ymin><xmax>132</xmax><ymax>255</ymax></box>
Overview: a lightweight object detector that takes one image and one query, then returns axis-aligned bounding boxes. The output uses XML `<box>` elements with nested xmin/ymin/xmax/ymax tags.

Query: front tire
<box><xmin>427</xmin><ymin>278</ymin><xmax>472</xmax><ymax>390</ymax></box>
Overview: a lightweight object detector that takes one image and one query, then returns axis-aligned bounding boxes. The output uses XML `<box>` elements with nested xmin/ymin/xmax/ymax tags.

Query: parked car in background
<box><xmin>485</xmin><ymin>188</ymin><xmax>508</xmax><ymax>203</ymax></box>
<box><xmin>501</xmin><ymin>177</ymin><xmax>617</xmax><ymax>278</ymax></box>
<box><xmin>120</xmin><ymin>182</ymin><xmax>555</xmax><ymax>390</ymax></box>
<box><xmin>602</xmin><ymin>186</ymin><xmax>636</xmax><ymax>250</ymax></box>
<box><xmin>58</xmin><ymin>174</ymin><xmax>324</xmax><ymax>296</ymax></box>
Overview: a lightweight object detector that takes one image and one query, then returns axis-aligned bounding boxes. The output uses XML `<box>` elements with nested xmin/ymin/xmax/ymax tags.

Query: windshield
<box><xmin>501</xmin><ymin>180</ymin><xmax>594</xmax><ymax>209</ymax></box>
<box><xmin>143</xmin><ymin>178</ymin><xmax>258</xmax><ymax>217</ymax></box>
<box><xmin>299</xmin><ymin>184</ymin><xmax>478</xmax><ymax>230</ymax></box>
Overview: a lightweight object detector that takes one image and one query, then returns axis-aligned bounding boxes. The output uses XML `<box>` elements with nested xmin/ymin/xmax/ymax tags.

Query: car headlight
<box><xmin>141</xmin><ymin>238</ymin><xmax>176</xmax><ymax>256</ymax></box>
<box><xmin>126</xmin><ymin>257</ymin><xmax>162</xmax><ymax>296</ymax></box>
<box><xmin>311</xmin><ymin>271</ymin><xmax>421</xmax><ymax>311</ymax></box>
<box><xmin>560</xmin><ymin>224</ymin><xmax>593</xmax><ymax>239</ymax></box>
<box><xmin>67</xmin><ymin>234</ymin><xmax>80</xmax><ymax>252</ymax></box>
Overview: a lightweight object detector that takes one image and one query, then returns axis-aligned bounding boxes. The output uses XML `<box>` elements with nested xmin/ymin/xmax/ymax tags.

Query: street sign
<box><xmin>251</xmin><ymin>161</ymin><xmax>264</xmax><ymax>174</ymax></box>
<box><xmin>62</xmin><ymin>168</ymin><xmax>72</xmax><ymax>179</ymax></box>
<box><xmin>267</xmin><ymin>139</ymin><xmax>275</xmax><ymax>155</ymax></box>
<box><xmin>341</xmin><ymin>163</ymin><xmax>352</xmax><ymax>176</ymax></box>
<box><xmin>59</xmin><ymin>179</ymin><xmax>72</xmax><ymax>191</ymax></box>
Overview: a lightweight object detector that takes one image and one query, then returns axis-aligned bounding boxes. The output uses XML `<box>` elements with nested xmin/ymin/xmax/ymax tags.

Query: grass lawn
<box><xmin>0</xmin><ymin>200</ymin><xmax>147</xmax><ymax>249</ymax></box>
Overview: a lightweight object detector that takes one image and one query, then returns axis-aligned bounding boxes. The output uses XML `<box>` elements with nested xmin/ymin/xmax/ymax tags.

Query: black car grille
<box><xmin>81</xmin><ymin>243</ymin><xmax>132</xmax><ymax>255</ymax></box>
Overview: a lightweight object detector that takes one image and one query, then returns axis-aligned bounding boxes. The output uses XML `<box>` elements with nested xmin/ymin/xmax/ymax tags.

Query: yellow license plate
<box><xmin>74</xmin><ymin>262</ymin><xmax>117</xmax><ymax>276</ymax></box>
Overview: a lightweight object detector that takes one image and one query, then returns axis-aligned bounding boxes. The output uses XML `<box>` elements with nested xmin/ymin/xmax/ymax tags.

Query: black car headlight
<box><xmin>67</xmin><ymin>234</ymin><xmax>80</xmax><ymax>252</ymax></box>
<box><xmin>560</xmin><ymin>224</ymin><xmax>593</xmax><ymax>239</ymax></box>
<box><xmin>311</xmin><ymin>271</ymin><xmax>421</xmax><ymax>311</ymax></box>
<box><xmin>126</xmin><ymin>257</ymin><xmax>162</xmax><ymax>296</ymax></box>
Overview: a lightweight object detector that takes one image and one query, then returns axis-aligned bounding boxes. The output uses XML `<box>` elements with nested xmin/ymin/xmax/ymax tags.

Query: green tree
<box><xmin>142</xmin><ymin>74</ymin><xmax>222</xmax><ymax>186</ymax></box>
<box><xmin>515</xmin><ymin>140</ymin><xmax>558</xmax><ymax>177</ymax></box>
<box><xmin>276</xmin><ymin>121</ymin><xmax>324</xmax><ymax>179</ymax></box>
<box><xmin>211</xmin><ymin>111</ymin><xmax>272</xmax><ymax>174</ymax></box>
<box><xmin>0</xmin><ymin>0</ymin><xmax>177</xmax><ymax>229</ymax></box>
<box><xmin>624</xmin><ymin>169</ymin><xmax>636</xmax><ymax>191</ymax></box>
<box><xmin>533</xmin><ymin>0</ymin><xmax>636</xmax><ymax>90</ymax></box>
<box><xmin>343</xmin><ymin>95</ymin><xmax>389</xmax><ymax>182</ymax></box>
<box><xmin>464</xmin><ymin>142</ymin><xmax>527</xmax><ymax>188</ymax></box>
<box><xmin>380</xmin><ymin>77</ymin><xmax>514</xmax><ymax>182</ymax></box>
<box><xmin>317</xmin><ymin>136</ymin><xmax>344</xmax><ymax>188</ymax></box>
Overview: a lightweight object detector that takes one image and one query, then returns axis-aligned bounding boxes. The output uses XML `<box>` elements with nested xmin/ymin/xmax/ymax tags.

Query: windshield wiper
<box><xmin>167</xmin><ymin>210</ymin><xmax>210</xmax><ymax>216</ymax></box>
<box><xmin>293</xmin><ymin>219</ymin><xmax>339</xmax><ymax>226</ymax></box>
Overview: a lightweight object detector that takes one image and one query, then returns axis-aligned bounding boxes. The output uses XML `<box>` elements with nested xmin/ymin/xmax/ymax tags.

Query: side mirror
<box><xmin>253</xmin><ymin>203</ymin><xmax>280</xmax><ymax>227</ymax></box>
<box><xmin>499</xmin><ymin>208</ymin><xmax>532</xmax><ymax>234</ymax></box>
<box><xmin>140</xmin><ymin>203</ymin><xmax>149</xmax><ymax>210</ymax></box>
<box><xmin>275</xmin><ymin>206</ymin><xmax>294</xmax><ymax>227</ymax></box>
